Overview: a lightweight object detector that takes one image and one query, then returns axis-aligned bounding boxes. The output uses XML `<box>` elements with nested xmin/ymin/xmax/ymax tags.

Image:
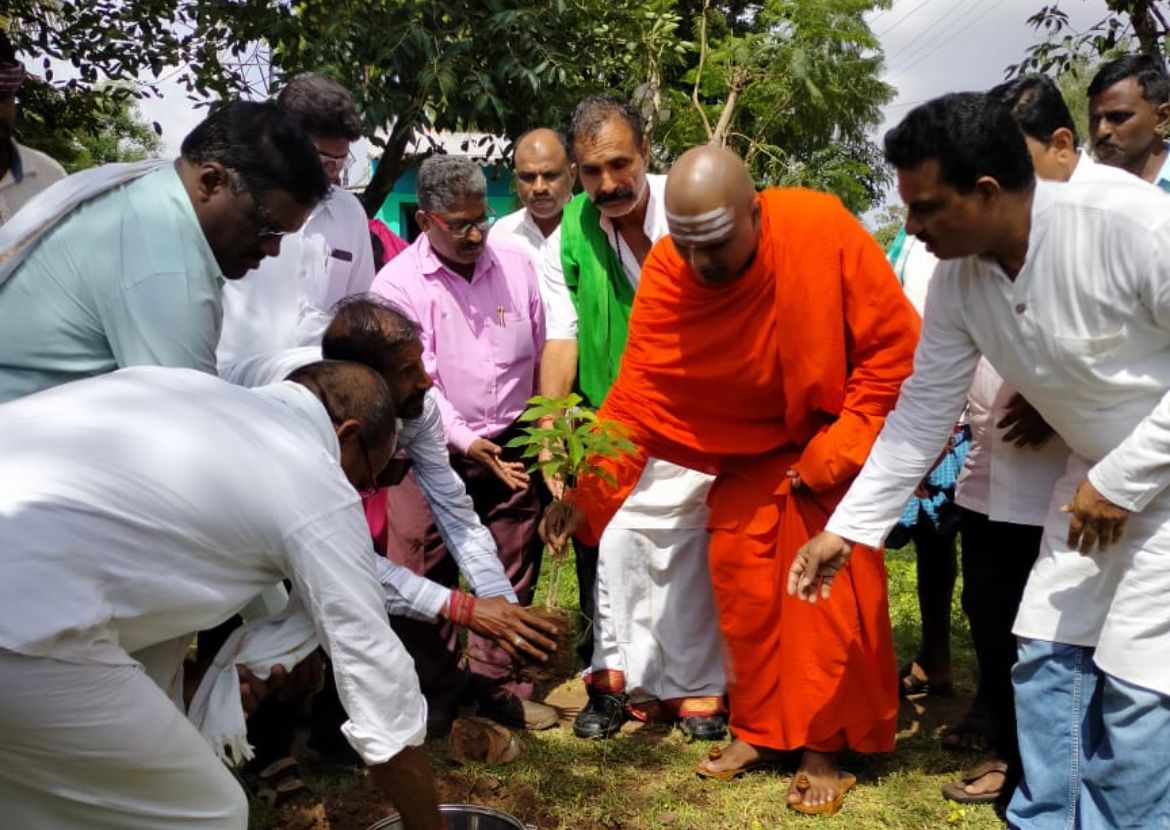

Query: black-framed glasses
<box><xmin>426</xmin><ymin>206</ymin><xmax>497</xmax><ymax>240</ymax></box>
<box><xmin>226</xmin><ymin>168</ymin><xmax>289</xmax><ymax>241</ymax></box>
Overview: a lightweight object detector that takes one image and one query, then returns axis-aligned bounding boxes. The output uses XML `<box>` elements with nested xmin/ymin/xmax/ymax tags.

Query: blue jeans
<box><xmin>1008</xmin><ymin>638</ymin><xmax>1170</xmax><ymax>829</ymax></box>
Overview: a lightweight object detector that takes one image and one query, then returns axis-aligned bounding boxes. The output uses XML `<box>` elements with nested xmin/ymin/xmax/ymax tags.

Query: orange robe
<box><xmin>571</xmin><ymin>188</ymin><xmax>920</xmax><ymax>752</ymax></box>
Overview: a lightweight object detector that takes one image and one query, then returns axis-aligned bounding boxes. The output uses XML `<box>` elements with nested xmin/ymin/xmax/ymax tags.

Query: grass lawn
<box><xmin>259</xmin><ymin>544</ymin><xmax>1004</xmax><ymax>830</ymax></box>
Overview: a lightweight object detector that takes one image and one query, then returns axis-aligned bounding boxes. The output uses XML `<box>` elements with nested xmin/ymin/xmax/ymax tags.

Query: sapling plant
<box><xmin>505</xmin><ymin>393</ymin><xmax>636</xmax><ymax>609</ymax></box>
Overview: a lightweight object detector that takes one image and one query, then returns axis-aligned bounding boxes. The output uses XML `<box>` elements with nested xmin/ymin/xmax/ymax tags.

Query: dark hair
<box><xmin>989</xmin><ymin>75</ymin><xmax>1080</xmax><ymax>146</ymax></box>
<box><xmin>323</xmin><ymin>295</ymin><xmax>422</xmax><ymax>372</ymax></box>
<box><xmin>276</xmin><ymin>74</ymin><xmax>363</xmax><ymax>141</ymax></box>
<box><xmin>369</xmin><ymin>231</ymin><xmax>386</xmax><ymax>272</ymax></box>
<box><xmin>286</xmin><ymin>360</ymin><xmax>397</xmax><ymax>448</ymax></box>
<box><xmin>511</xmin><ymin>128</ymin><xmax>571</xmax><ymax>166</ymax></box>
<box><xmin>884</xmin><ymin>92</ymin><xmax>1034</xmax><ymax>193</ymax></box>
<box><xmin>1088</xmin><ymin>54</ymin><xmax>1170</xmax><ymax>104</ymax></box>
<box><xmin>180</xmin><ymin>100</ymin><xmax>330</xmax><ymax>205</ymax></box>
<box><xmin>0</xmin><ymin>30</ymin><xmax>15</xmax><ymax>64</ymax></box>
<box><xmin>566</xmin><ymin>94</ymin><xmax>644</xmax><ymax>157</ymax></box>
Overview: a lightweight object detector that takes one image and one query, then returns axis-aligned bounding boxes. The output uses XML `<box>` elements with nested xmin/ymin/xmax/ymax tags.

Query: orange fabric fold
<box><xmin>570</xmin><ymin>188</ymin><xmax>918</xmax><ymax>752</ymax></box>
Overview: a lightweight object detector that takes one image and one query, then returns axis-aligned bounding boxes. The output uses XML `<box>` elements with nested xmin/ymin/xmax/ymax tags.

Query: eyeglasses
<box><xmin>356</xmin><ymin>434</ymin><xmax>380</xmax><ymax>499</ymax></box>
<box><xmin>315</xmin><ymin>382</ymin><xmax>390</xmax><ymax>498</ymax></box>
<box><xmin>318</xmin><ymin>149</ymin><xmax>356</xmax><ymax>176</ymax></box>
<box><xmin>226</xmin><ymin>168</ymin><xmax>289</xmax><ymax>241</ymax></box>
<box><xmin>426</xmin><ymin>206</ymin><xmax>497</xmax><ymax>240</ymax></box>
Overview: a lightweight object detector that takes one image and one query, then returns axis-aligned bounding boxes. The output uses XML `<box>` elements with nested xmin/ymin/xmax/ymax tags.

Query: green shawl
<box><xmin>558</xmin><ymin>192</ymin><xmax>636</xmax><ymax>408</ymax></box>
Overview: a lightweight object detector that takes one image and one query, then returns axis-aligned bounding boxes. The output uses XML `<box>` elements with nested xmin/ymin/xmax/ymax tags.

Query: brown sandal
<box><xmin>694</xmin><ymin>745</ymin><xmax>778</xmax><ymax>781</ymax></box>
<box><xmin>787</xmin><ymin>770</ymin><xmax>858</xmax><ymax>816</ymax></box>
<box><xmin>941</xmin><ymin>758</ymin><xmax>1008</xmax><ymax>804</ymax></box>
<box><xmin>251</xmin><ymin>756</ymin><xmax>313</xmax><ymax>809</ymax></box>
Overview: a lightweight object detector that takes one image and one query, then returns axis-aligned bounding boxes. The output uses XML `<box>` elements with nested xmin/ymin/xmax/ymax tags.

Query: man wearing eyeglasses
<box><xmin>218</xmin><ymin>74</ymin><xmax>375</xmax><ymax>370</ymax></box>
<box><xmin>371</xmin><ymin>154</ymin><xmax>556</xmax><ymax>730</ymax></box>
<box><xmin>0</xmin><ymin>101</ymin><xmax>327</xmax><ymax>404</ymax></box>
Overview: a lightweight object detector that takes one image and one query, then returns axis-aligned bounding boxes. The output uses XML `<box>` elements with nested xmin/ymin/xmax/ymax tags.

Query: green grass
<box><xmin>259</xmin><ymin>543</ymin><xmax>1004</xmax><ymax>830</ymax></box>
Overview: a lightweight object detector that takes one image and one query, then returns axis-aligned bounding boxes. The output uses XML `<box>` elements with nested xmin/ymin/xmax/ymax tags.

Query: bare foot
<box><xmin>787</xmin><ymin>749</ymin><xmax>853</xmax><ymax>810</ymax></box>
<box><xmin>696</xmin><ymin>738</ymin><xmax>781</xmax><ymax>776</ymax></box>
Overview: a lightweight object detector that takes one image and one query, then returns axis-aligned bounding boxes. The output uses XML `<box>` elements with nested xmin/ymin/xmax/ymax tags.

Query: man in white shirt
<box><xmin>222</xmin><ymin>297</ymin><xmax>559</xmax><ymax>744</ymax></box>
<box><xmin>543</xmin><ymin>95</ymin><xmax>724</xmax><ymax>741</ymax></box>
<box><xmin>218</xmin><ymin>74</ymin><xmax>375</xmax><ymax>368</ymax></box>
<box><xmin>1087</xmin><ymin>54</ymin><xmax>1170</xmax><ymax>192</ymax></box>
<box><xmin>792</xmin><ymin>92</ymin><xmax>1170</xmax><ymax>830</ymax></box>
<box><xmin>0</xmin><ymin>31</ymin><xmax>65</xmax><ymax>224</ymax></box>
<box><xmin>491</xmin><ymin>127</ymin><xmax>575</xmax><ymax>271</ymax></box>
<box><xmin>0</xmin><ymin>361</ymin><xmax>441</xmax><ymax>830</ymax></box>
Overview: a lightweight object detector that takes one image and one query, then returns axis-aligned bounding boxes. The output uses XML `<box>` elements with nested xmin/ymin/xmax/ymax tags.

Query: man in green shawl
<box><xmin>539</xmin><ymin>95</ymin><xmax>726</xmax><ymax>742</ymax></box>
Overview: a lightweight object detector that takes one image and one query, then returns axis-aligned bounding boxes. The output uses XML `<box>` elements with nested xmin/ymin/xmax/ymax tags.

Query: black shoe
<box><xmin>678</xmin><ymin>714</ymin><xmax>727</xmax><ymax>742</ymax></box>
<box><xmin>573</xmin><ymin>691</ymin><xmax>627</xmax><ymax>739</ymax></box>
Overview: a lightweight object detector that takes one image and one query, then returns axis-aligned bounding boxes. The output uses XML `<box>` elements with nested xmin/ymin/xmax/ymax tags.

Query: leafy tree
<box><xmin>6</xmin><ymin>0</ymin><xmax>894</xmax><ymax>214</ymax></box>
<box><xmin>657</xmin><ymin>0</ymin><xmax>895</xmax><ymax>213</ymax></box>
<box><xmin>1009</xmin><ymin>2</ymin><xmax>1169</xmax><ymax>77</ymax></box>
<box><xmin>17</xmin><ymin>80</ymin><xmax>160</xmax><ymax>172</ymax></box>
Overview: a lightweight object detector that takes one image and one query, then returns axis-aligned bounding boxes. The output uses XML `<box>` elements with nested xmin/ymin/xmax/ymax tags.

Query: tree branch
<box><xmin>691</xmin><ymin>0</ymin><xmax>713</xmax><ymax>141</ymax></box>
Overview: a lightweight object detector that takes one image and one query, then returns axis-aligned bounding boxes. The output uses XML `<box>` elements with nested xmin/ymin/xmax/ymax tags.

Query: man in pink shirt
<box><xmin>371</xmin><ymin>155</ymin><xmax>553</xmax><ymax>730</ymax></box>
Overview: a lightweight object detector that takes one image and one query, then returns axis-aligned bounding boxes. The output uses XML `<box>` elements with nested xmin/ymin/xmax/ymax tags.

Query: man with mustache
<box><xmin>491</xmin><ymin>128</ymin><xmax>576</xmax><ymax>271</ymax></box>
<box><xmin>541</xmin><ymin>95</ymin><xmax>724</xmax><ymax>742</ymax></box>
<box><xmin>795</xmin><ymin>91</ymin><xmax>1170</xmax><ymax>829</ymax></box>
<box><xmin>1087</xmin><ymin>54</ymin><xmax>1170</xmax><ymax>190</ymax></box>
<box><xmin>0</xmin><ymin>29</ymin><xmax>65</xmax><ymax>224</ymax></box>
<box><xmin>371</xmin><ymin>155</ymin><xmax>557</xmax><ymax>731</ymax></box>
<box><xmin>0</xmin><ymin>101</ymin><xmax>329</xmax><ymax>403</ymax></box>
<box><xmin>222</xmin><ymin>296</ymin><xmax>559</xmax><ymax>747</ymax></box>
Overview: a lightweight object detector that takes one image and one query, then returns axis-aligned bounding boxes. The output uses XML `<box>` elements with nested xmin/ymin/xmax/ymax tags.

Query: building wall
<box><xmin>374</xmin><ymin>162</ymin><xmax>517</xmax><ymax>241</ymax></box>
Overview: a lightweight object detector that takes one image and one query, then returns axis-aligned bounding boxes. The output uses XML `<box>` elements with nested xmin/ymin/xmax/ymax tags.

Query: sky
<box><xmin>48</xmin><ymin>0</ymin><xmax>1123</xmax><ymax>193</ymax></box>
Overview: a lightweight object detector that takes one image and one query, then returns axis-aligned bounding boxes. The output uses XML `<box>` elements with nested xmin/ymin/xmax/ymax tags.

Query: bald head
<box><xmin>664</xmin><ymin>146</ymin><xmax>760</xmax><ymax>285</ymax></box>
<box><xmin>513</xmin><ymin>128</ymin><xmax>575</xmax><ymax>223</ymax></box>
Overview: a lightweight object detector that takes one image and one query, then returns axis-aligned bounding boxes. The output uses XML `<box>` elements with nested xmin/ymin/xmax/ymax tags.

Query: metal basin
<box><xmin>367</xmin><ymin>803</ymin><xmax>533</xmax><ymax>830</ymax></box>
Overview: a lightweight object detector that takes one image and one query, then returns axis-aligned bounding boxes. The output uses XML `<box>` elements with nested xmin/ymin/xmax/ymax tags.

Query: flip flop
<box><xmin>694</xmin><ymin>745</ymin><xmax>777</xmax><ymax>781</ymax></box>
<box><xmin>900</xmin><ymin>660</ymin><xmax>953</xmax><ymax>698</ymax></box>
<box><xmin>787</xmin><ymin>770</ymin><xmax>858</xmax><ymax>816</ymax></box>
<box><xmin>941</xmin><ymin>759</ymin><xmax>1008</xmax><ymax>805</ymax></box>
<box><xmin>941</xmin><ymin>710</ymin><xmax>990</xmax><ymax>752</ymax></box>
<box><xmin>249</xmin><ymin>756</ymin><xmax>313</xmax><ymax>809</ymax></box>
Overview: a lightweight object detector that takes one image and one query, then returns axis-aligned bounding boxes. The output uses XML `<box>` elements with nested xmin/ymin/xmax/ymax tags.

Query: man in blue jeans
<box><xmin>795</xmin><ymin>92</ymin><xmax>1170</xmax><ymax>829</ymax></box>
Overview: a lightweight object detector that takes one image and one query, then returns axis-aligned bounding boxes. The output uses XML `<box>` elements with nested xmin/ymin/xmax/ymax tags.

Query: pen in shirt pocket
<box><xmin>497</xmin><ymin>306</ymin><xmax>506</xmax><ymax>326</ymax></box>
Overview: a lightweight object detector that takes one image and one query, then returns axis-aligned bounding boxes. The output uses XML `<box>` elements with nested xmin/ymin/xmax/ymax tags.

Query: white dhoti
<box><xmin>0</xmin><ymin>649</ymin><xmax>248</xmax><ymax>830</ymax></box>
<box><xmin>591</xmin><ymin>459</ymin><xmax>725</xmax><ymax>709</ymax></box>
<box><xmin>1015</xmin><ymin>454</ymin><xmax>1170</xmax><ymax>695</ymax></box>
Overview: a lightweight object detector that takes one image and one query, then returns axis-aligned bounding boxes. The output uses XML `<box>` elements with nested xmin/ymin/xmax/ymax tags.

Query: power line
<box><xmin>891</xmin><ymin>0</ymin><xmax>1005</xmax><ymax>74</ymax></box>
<box><xmin>875</xmin><ymin>0</ymin><xmax>944</xmax><ymax>39</ymax></box>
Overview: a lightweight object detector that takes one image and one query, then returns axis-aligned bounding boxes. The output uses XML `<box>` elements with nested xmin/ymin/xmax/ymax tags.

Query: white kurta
<box><xmin>491</xmin><ymin>206</ymin><xmax>550</xmax><ymax>275</ymax></box>
<box><xmin>217</xmin><ymin>185</ymin><xmax>375</xmax><ymax>367</ymax></box>
<box><xmin>221</xmin><ymin>346</ymin><xmax>517</xmax><ymax>616</ymax></box>
<box><xmin>0</xmin><ymin>369</ymin><xmax>425</xmax><ymax>791</ymax></box>
<box><xmin>538</xmin><ymin>174</ymin><xmax>722</xmax><ymax>699</ymax></box>
<box><xmin>826</xmin><ymin>176</ymin><xmax>1170</xmax><ymax>694</ymax></box>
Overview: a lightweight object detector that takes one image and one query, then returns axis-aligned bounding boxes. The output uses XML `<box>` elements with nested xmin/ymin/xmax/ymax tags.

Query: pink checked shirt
<box><xmin>371</xmin><ymin>234</ymin><xmax>545</xmax><ymax>454</ymax></box>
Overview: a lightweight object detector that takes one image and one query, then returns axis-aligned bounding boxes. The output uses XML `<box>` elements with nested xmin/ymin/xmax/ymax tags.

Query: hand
<box><xmin>464</xmin><ymin>596</ymin><xmax>559</xmax><ymax>663</ymax></box>
<box><xmin>276</xmin><ymin>649</ymin><xmax>326</xmax><ymax>701</ymax></box>
<box><xmin>786</xmin><ymin>468</ymin><xmax>804</xmax><ymax>490</ymax></box>
<box><xmin>1063</xmin><ymin>478</ymin><xmax>1129</xmax><ymax>554</ymax></box>
<box><xmin>540</xmin><ymin>500</ymin><xmax>585</xmax><ymax>555</ymax></box>
<box><xmin>997</xmin><ymin>393</ymin><xmax>1054</xmax><ymax>448</ymax></box>
<box><xmin>237</xmin><ymin>664</ymin><xmax>272</xmax><ymax>718</ymax></box>
<box><xmin>787</xmin><ymin>531</ymin><xmax>854</xmax><ymax>603</ymax></box>
<box><xmin>468</xmin><ymin>438</ymin><xmax>530</xmax><ymax>491</ymax></box>
<box><xmin>539</xmin><ymin>444</ymin><xmax>565</xmax><ymax>500</ymax></box>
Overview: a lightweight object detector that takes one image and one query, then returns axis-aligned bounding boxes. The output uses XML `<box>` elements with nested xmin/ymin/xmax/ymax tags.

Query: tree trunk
<box><xmin>360</xmin><ymin>128</ymin><xmax>413</xmax><ymax>219</ymax></box>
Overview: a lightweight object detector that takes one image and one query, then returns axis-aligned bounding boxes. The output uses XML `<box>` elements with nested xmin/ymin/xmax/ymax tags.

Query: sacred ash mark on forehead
<box><xmin>666</xmin><ymin>205</ymin><xmax>737</xmax><ymax>245</ymax></box>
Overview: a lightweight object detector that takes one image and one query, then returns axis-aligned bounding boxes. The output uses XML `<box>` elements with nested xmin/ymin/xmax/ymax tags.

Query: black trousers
<box><xmin>957</xmin><ymin>506</ymin><xmax>1043</xmax><ymax>769</ymax></box>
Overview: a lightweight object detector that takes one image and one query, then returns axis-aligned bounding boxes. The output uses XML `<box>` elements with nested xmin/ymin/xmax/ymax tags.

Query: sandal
<box><xmin>694</xmin><ymin>745</ymin><xmax>782</xmax><ymax>781</ymax></box>
<box><xmin>249</xmin><ymin>756</ymin><xmax>313</xmax><ymax>809</ymax></box>
<box><xmin>941</xmin><ymin>758</ymin><xmax>1008</xmax><ymax>804</ymax></box>
<box><xmin>787</xmin><ymin>770</ymin><xmax>858</xmax><ymax>816</ymax></box>
<box><xmin>940</xmin><ymin>709</ymin><xmax>990</xmax><ymax>752</ymax></box>
<box><xmin>900</xmin><ymin>660</ymin><xmax>953</xmax><ymax>698</ymax></box>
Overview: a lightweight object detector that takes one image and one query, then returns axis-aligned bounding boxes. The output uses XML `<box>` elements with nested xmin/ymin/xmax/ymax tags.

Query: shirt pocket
<box><xmin>492</xmin><ymin>310</ymin><xmax>537</xmax><ymax>371</ymax></box>
<box><xmin>1051</xmin><ymin>328</ymin><xmax>1127</xmax><ymax>360</ymax></box>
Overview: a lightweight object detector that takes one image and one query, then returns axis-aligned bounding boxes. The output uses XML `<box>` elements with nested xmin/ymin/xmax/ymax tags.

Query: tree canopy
<box><xmin>6</xmin><ymin>0</ymin><xmax>895</xmax><ymax>214</ymax></box>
